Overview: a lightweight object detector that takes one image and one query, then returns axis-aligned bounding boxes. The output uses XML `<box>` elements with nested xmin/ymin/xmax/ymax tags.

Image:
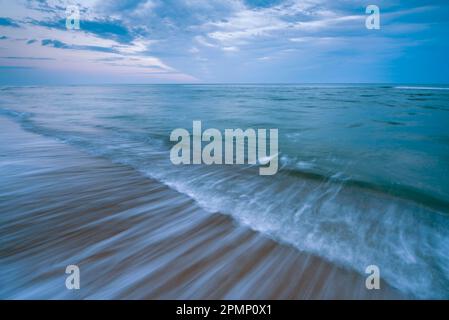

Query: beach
<box><xmin>1</xmin><ymin>84</ymin><xmax>449</xmax><ymax>299</ymax></box>
<box><xmin>0</xmin><ymin>117</ymin><xmax>404</xmax><ymax>299</ymax></box>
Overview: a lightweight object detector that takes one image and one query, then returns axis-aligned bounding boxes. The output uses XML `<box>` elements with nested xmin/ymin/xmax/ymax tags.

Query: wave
<box><xmin>394</xmin><ymin>86</ymin><xmax>449</xmax><ymax>91</ymax></box>
<box><xmin>279</xmin><ymin>157</ymin><xmax>449</xmax><ymax>214</ymax></box>
<box><xmin>1</xmin><ymin>107</ymin><xmax>449</xmax><ymax>298</ymax></box>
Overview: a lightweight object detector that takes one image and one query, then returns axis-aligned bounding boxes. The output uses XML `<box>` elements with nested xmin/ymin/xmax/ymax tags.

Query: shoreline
<box><xmin>0</xmin><ymin>117</ymin><xmax>406</xmax><ymax>299</ymax></box>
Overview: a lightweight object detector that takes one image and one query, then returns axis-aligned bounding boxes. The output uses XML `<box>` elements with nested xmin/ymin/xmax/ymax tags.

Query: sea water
<box><xmin>1</xmin><ymin>84</ymin><xmax>448</xmax><ymax>298</ymax></box>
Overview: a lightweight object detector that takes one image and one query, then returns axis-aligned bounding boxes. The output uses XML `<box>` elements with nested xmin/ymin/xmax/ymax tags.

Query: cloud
<box><xmin>1</xmin><ymin>56</ymin><xmax>55</xmax><ymax>60</ymax></box>
<box><xmin>222</xmin><ymin>46</ymin><xmax>239</xmax><ymax>52</ymax></box>
<box><xmin>194</xmin><ymin>35</ymin><xmax>217</xmax><ymax>48</ymax></box>
<box><xmin>0</xmin><ymin>0</ymin><xmax>448</xmax><ymax>83</ymax></box>
<box><xmin>0</xmin><ymin>65</ymin><xmax>35</xmax><ymax>69</ymax></box>
<box><xmin>0</xmin><ymin>17</ymin><xmax>20</xmax><ymax>28</ymax></box>
<box><xmin>40</xmin><ymin>38</ymin><xmax>68</xmax><ymax>48</ymax></box>
<box><xmin>34</xmin><ymin>18</ymin><xmax>136</xmax><ymax>44</ymax></box>
<box><xmin>41</xmin><ymin>38</ymin><xmax>117</xmax><ymax>53</ymax></box>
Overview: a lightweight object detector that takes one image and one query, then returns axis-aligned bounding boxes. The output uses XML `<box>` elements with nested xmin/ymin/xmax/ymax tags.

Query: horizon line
<box><xmin>2</xmin><ymin>82</ymin><xmax>449</xmax><ymax>87</ymax></box>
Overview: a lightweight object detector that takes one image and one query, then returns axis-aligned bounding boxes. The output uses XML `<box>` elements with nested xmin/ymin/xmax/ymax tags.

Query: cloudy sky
<box><xmin>0</xmin><ymin>0</ymin><xmax>448</xmax><ymax>84</ymax></box>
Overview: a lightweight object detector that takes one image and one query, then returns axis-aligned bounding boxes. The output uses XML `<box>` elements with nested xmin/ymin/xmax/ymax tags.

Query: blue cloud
<box><xmin>243</xmin><ymin>0</ymin><xmax>284</xmax><ymax>8</ymax></box>
<box><xmin>24</xmin><ymin>0</ymin><xmax>65</xmax><ymax>14</ymax></box>
<box><xmin>41</xmin><ymin>39</ymin><xmax>68</xmax><ymax>48</ymax></box>
<box><xmin>34</xmin><ymin>18</ymin><xmax>136</xmax><ymax>44</ymax></box>
<box><xmin>41</xmin><ymin>39</ymin><xmax>117</xmax><ymax>53</ymax></box>
<box><xmin>0</xmin><ymin>66</ymin><xmax>35</xmax><ymax>69</ymax></box>
<box><xmin>81</xmin><ymin>19</ymin><xmax>135</xmax><ymax>43</ymax></box>
<box><xmin>0</xmin><ymin>17</ymin><xmax>20</xmax><ymax>27</ymax></box>
<box><xmin>1</xmin><ymin>56</ymin><xmax>55</xmax><ymax>61</ymax></box>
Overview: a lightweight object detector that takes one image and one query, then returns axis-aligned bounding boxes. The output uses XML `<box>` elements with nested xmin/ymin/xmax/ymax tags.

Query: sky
<box><xmin>0</xmin><ymin>0</ymin><xmax>448</xmax><ymax>84</ymax></box>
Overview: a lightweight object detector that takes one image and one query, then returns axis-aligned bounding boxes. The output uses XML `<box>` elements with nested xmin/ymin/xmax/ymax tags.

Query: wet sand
<box><xmin>0</xmin><ymin>117</ymin><xmax>406</xmax><ymax>299</ymax></box>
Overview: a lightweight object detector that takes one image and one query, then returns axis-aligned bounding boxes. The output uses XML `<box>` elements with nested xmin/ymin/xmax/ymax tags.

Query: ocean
<box><xmin>1</xmin><ymin>84</ymin><xmax>448</xmax><ymax>298</ymax></box>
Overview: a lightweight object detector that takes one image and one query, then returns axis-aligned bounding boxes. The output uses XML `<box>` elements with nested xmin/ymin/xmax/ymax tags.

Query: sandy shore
<box><xmin>0</xmin><ymin>117</ymin><xmax>406</xmax><ymax>299</ymax></box>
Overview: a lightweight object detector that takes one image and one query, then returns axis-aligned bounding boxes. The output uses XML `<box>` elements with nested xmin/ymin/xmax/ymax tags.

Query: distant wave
<box><xmin>394</xmin><ymin>86</ymin><xmax>449</xmax><ymax>91</ymax></box>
